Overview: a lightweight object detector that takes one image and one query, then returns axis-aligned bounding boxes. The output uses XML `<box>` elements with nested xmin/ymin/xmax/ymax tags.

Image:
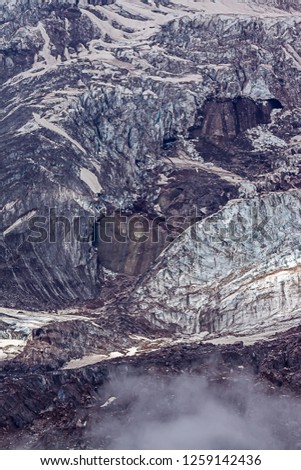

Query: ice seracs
<box><xmin>130</xmin><ymin>190</ymin><xmax>301</xmax><ymax>335</ymax></box>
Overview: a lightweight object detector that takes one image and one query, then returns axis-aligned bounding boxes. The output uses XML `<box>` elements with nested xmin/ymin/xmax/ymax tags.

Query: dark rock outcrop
<box><xmin>190</xmin><ymin>97</ymin><xmax>283</xmax><ymax>143</ymax></box>
<box><xmin>2</xmin><ymin>325</ymin><xmax>301</xmax><ymax>449</ymax></box>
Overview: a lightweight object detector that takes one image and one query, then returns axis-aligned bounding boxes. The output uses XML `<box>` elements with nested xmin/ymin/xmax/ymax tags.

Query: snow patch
<box><xmin>33</xmin><ymin>113</ymin><xmax>87</xmax><ymax>154</ymax></box>
<box><xmin>80</xmin><ymin>168</ymin><xmax>102</xmax><ymax>194</ymax></box>
<box><xmin>1</xmin><ymin>199</ymin><xmax>18</xmax><ymax>212</ymax></box>
<box><xmin>63</xmin><ymin>350</ymin><xmax>124</xmax><ymax>369</ymax></box>
<box><xmin>0</xmin><ymin>339</ymin><xmax>26</xmax><ymax>361</ymax></box>
<box><xmin>100</xmin><ymin>397</ymin><xmax>117</xmax><ymax>408</ymax></box>
<box><xmin>37</xmin><ymin>22</ymin><xmax>57</xmax><ymax>67</ymax></box>
<box><xmin>126</xmin><ymin>347</ymin><xmax>138</xmax><ymax>357</ymax></box>
<box><xmin>3</xmin><ymin>210</ymin><xmax>37</xmax><ymax>236</ymax></box>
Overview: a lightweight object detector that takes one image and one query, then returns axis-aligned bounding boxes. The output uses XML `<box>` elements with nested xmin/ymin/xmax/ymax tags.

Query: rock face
<box><xmin>196</xmin><ymin>97</ymin><xmax>283</xmax><ymax>143</ymax></box>
<box><xmin>97</xmin><ymin>212</ymin><xmax>169</xmax><ymax>276</ymax></box>
<box><xmin>2</xmin><ymin>0</ymin><xmax>301</xmax><ymax>312</ymax></box>
<box><xmin>2</xmin><ymin>324</ymin><xmax>301</xmax><ymax>449</ymax></box>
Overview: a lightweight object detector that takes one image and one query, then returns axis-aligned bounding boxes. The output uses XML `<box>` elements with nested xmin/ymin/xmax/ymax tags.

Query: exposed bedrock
<box><xmin>130</xmin><ymin>190</ymin><xmax>301</xmax><ymax>335</ymax></box>
<box><xmin>2</xmin><ymin>0</ymin><xmax>301</xmax><ymax>451</ymax></box>
<box><xmin>2</xmin><ymin>324</ymin><xmax>301</xmax><ymax>446</ymax></box>
<box><xmin>1</xmin><ymin>0</ymin><xmax>301</xmax><ymax>309</ymax></box>
<box><xmin>189</xmin><ymin>97</ymin><xmax>283</xmax><ymax>144</ymax></box>
<box><xmin>96</xmin><ymin>212</ymin><xmax>169</xmax><ymax>276</ymax></box>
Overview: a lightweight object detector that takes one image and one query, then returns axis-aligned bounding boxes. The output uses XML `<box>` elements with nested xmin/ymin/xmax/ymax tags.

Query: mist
<box><xmin>90</xmin><ymin>373</ymin><xmax>301</xmax><ymax>450</ymax></box>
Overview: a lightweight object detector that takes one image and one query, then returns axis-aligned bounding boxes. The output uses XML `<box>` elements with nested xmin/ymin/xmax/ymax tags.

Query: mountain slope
<box><xmin>2</xmin><ymin>0</ymin><xmax>301</xmax><ymax>450</ymax></box>
<box><xmin>1</xmin><ymin>0</ymin><xmax>301</xmax><ymax>316</ymax></box>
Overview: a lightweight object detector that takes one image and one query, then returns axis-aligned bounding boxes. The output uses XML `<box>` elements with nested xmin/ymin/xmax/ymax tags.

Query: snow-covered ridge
<box><xmin>1</xmin><ymin>0</ymin><xmax>301</xmax><ymax>17</ymax></box>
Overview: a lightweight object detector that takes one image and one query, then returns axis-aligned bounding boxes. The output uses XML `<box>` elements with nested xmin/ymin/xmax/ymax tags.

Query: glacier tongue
<box><xmin>130</xmin><ymin>190</ymin><xmax>301</xmax><ymax>335</ymax></box>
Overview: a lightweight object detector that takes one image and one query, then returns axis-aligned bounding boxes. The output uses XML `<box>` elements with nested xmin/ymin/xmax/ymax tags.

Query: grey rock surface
<box><xmin>1</xmin><ymin>0</ymin><xmax>301</xmax><ymax>328</ymax></box>
<box><xmin>2</xmin><ymin>0</ymin><xmax>301</xmax><ymax>450</ymax></box>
